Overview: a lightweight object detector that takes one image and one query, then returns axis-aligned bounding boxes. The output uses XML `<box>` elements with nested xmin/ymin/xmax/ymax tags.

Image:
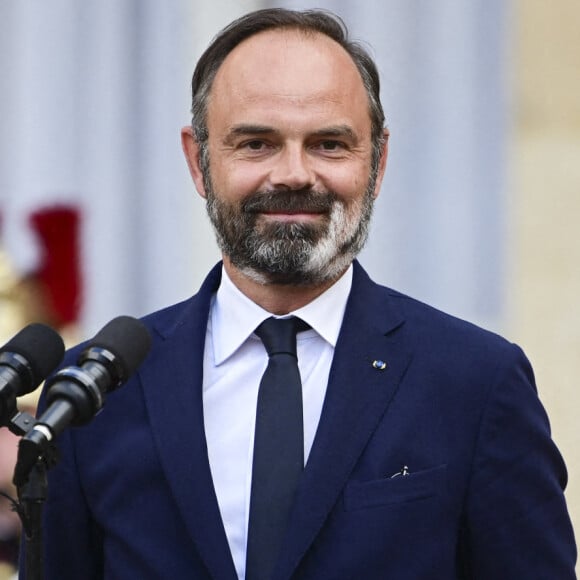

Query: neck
<box><xmin>223</xmin><ymin>257</ymin><xmax>347</xmax><ymax>315</ymax></box>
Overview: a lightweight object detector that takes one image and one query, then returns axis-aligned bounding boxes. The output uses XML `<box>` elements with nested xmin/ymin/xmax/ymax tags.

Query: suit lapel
<box><xmin>139</xmin><ymin>264</ymin><xmax>238</xmax><ymax>580</ymax></box>
<box><xmin>138</xmin><ymin>261</ymin><xmax>411</xmax><ymax>580</ymax></box>
<box><xmin>277</xmin><ymin>262</ymin><xmax>413</xmax><ymax>579</ymax></box>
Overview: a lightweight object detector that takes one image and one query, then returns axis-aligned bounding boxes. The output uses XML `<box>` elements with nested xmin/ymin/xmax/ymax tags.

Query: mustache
<box><xmin>242</xmin><ymin>189</ymin><xmax>337</xmax><ymax>214</ymax></box>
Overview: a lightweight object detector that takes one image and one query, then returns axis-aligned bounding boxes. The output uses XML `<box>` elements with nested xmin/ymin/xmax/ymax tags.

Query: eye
<box><xmin>321</xmin><ymin>140</ymin><xmax>342</xmax><ymax>150</ymax></box>
<box><xmin>243</xmin><ymin>140</ymin><xmax>268</xmax><ymax>151</ymax></box>
<box><xmin>313</xmin><ymin>140</ymin><xmax>348</xmax><ymax>155</ymax></box>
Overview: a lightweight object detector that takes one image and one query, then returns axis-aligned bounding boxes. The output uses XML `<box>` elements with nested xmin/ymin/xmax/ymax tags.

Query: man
<box><xmin>39</xmin><ymin>8</ymin><xmax>576</xmax><ymax>579</ymax></box>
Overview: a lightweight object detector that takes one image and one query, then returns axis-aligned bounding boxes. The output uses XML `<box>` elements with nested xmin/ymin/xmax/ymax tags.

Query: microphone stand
<box><xmin>7</xmin><ymin>410</ymin><xmax>59</xmax><ymax>580</ymax></box>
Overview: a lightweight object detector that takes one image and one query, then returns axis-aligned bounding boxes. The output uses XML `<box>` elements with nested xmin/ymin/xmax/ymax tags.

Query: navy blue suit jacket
<box><xmin>39</xmin><ymin>262</ymin><xmax>576</xmax><ymax>579</ymax></box>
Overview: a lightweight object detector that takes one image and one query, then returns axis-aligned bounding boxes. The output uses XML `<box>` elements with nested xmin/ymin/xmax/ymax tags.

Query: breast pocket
<box><xmin>343</xmin><ymin>464</ymin><xmax>447</xmax><ymax>511</ymax></box>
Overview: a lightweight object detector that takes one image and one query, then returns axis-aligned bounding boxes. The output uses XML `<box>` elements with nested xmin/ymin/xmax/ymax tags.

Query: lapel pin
<box><xmin>372</xmin><ymin>359</ymin><xmax>387</xmax><ymax>370</ymax></box>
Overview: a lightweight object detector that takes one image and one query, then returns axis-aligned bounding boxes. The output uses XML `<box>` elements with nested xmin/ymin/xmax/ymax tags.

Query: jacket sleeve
<box><xmin>462</xmin><ymin>344</ymin><xmax>577</xmax><ymax>578</ymax></box>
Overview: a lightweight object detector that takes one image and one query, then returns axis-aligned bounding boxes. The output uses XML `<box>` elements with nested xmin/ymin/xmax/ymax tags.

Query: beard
<box><xmin>203</xmin><ymin>166</ymin><xmax>377</xmax><ymax>286</ymax></box>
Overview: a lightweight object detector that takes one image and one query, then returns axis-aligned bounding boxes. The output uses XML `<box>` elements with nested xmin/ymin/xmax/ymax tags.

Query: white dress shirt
<box><xmin>202</xmin><ymin>265</ymin><xmax>353</xmax><ymax>580</ymax></box>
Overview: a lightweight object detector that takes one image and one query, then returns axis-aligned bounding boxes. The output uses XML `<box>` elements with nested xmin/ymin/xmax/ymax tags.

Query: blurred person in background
<box><xmin>0</xmin><ymin>209</ymin><xmax>80</xmax><ymax>579</ymax></box>
<box><xmin>0</xmin><ymin>425</ymin><xmax>21</xmax><ymax>580</ymax></box>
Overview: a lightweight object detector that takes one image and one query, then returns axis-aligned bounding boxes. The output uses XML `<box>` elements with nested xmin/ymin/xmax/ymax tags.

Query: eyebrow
<box><xmin>227</xmin><ymin>124</ymin><xmax>278</xmax><ymax>139</ymax></box>
<box><xmin>225</xmin><ymin>123</ymin><xmax>358</xmax><ymax>142</ymax></box>
<box><xmin>310</xmin><ymin>125</ymin><xmax>358</xmax><ymax>141</ymax></box>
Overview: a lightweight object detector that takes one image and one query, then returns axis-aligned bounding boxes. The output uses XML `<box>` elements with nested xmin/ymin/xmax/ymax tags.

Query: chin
<box><xmin>236</xmin><ymin>253</ymin><xmax>353</xmax><ymax>288</ymax></box>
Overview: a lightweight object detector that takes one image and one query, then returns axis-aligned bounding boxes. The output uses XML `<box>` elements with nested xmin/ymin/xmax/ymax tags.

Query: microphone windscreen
<box><xmin>0</xmin><ymin>323</ymin><xmax>65</xmax><ymax>391</ymax></box>
<box><xmin>89</xmin><ymin>316</ymin><xmax>152</xmax><ymax>377</ymax></box>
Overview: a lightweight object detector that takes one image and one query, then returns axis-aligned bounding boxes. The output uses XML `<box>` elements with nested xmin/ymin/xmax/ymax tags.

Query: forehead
<box><xmin>207</xmin><ymin>29</ymin><xmax>371</xmax><ymax>129</ymax></box>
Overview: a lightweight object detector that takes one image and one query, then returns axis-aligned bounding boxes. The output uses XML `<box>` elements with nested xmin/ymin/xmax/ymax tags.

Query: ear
<box><xmin>372</xmin><ymin>128</ymin><xmax>390</xmax><ymax>199</ymax></box>
<box><xmin>181</xmin><ymin>126</ymin><xmax>208</xmax><ymax>199</ymax></box>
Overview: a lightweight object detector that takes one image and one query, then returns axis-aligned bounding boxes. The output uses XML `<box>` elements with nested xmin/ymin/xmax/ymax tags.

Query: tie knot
<box><xmin>255</xmin><ymin>316</ymin><xmax>309</xmax><ymax>357</ymax></box>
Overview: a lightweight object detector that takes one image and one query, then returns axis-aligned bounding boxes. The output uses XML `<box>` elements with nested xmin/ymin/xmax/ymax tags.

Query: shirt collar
<box><xmin>210</xmin><ymin>265</ymin><xmax>353</xmax><ymax>365</ymax></box>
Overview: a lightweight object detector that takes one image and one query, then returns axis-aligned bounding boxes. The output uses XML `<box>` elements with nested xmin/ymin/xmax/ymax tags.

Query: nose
<box><xmin>268</xmin><ymin>144</ymin><xmax>315</xmax><ymax>190</ymax></box>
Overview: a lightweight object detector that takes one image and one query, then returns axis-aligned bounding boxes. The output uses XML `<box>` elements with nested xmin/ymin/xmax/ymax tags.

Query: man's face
<box><xmin>186</xmin><ymin>29</ymin><xmax>387</xmax><ymax>285</ymax></box>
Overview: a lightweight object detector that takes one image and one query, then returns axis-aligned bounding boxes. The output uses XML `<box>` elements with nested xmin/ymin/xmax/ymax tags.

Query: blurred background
<box><xmin>0</xmin><ymin>0</ymin><xmax>578</xmax><ymax>576</ymax></box>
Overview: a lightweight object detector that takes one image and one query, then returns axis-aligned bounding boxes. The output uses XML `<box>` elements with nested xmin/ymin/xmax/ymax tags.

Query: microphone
<box><xmin>23</xmin><ymin>315</ymin><xmax>151</xmax><ymax>449</ymax></box>
<box><xmin>0</xmin><ymin>323</ymin><xmax>65</xmax><ymax>425</ymax></box>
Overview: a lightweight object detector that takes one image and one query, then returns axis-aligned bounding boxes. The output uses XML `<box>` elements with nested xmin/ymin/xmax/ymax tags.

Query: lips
<box><xmin>258</xmin><ymin>210</ymin><xmax>325</xmax><ymax>224</ymax></box>
<box><xmin>260</xmin><ymin>208</ymin><xmax>325</xmax><ymax>216</ymax></box>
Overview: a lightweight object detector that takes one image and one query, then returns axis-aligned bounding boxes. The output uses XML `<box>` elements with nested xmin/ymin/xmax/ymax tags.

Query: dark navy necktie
<box><xmin>246</xmin><ymin>316</ymin><xmax>308</xmax><ymax>580</ymax></box>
